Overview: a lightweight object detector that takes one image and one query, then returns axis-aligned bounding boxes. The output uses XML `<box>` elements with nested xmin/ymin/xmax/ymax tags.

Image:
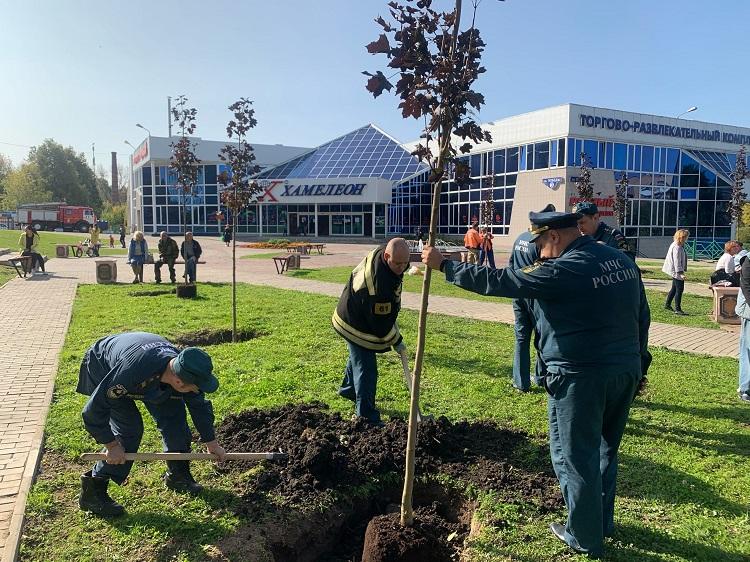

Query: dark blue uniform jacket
<box><xmin>444</xmin><ymin>236</ymin><xmax>651</xmax><ymax>379</ymax></box>
<box><xmin>77</xmin><ymin>332</ymin><xmax>215</xmax><ymax>445</ymax></box>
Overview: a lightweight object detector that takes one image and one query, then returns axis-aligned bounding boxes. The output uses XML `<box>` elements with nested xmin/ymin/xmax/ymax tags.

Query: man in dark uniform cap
<box><xmin>77</xmin><ymin>332</ymin><xmax>227</xmax><ymax>517</ymax></box>
<box><xmin>574</xmin><ymin>201</ymin><xmax>636</xmax><ymax>261</ymax></box>
<box><xmin>422</xmin><ymin>208</ymin><xmax>651</xmax><ymax>558</ymax></box>
<box><xmin>507</xmin><ymin>204</ymin><xmax>555</xmax><ymax>391</ymax></box>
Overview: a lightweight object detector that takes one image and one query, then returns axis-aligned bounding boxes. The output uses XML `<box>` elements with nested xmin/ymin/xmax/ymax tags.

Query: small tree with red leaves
<box><xmin>218</xmin><ymin>98</ymin><xmax>262</xmax><ymax>343</ymax></box>
<box><xmin>365</xmin><ymin>0</ymin><xmax>499</xmax><ymax>526</ymax></box>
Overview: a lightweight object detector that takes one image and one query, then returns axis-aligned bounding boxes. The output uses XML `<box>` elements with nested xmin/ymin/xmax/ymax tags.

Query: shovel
<box><xmin>80</xmin><ymin>452</ymin><xmax>287</xmax><ymax>462</ymax></box>
<box><xmin>398</xmin><ymin>348</ymin><xmax>431</xmax><ymax>422</ymax></box>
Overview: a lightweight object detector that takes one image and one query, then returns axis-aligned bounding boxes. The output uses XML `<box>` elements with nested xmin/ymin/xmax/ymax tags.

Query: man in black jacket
<box><xmin>180</xmin><ymin>232</ymin><xmax>202</xmax><ymax>284</ymax></box>
<box><xmin>332</xmin><ymin>238</ymin><xmax>410</xmax><ymax>424</ymax></box>
<box><xmin>155</xmin><ymin>231</ymin><xmax>179</xmax><ymax>284</ymax></box>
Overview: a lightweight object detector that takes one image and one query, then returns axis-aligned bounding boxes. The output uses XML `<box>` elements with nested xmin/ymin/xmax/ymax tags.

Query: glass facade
<box><xmin>389</xmin><ymin>133</ymin><xmax>747</xmax><ymax>241</ymax></box>
<box><xmin>389</xmin><ymin>138</ymin><xmax>566</xmax><ymax>236</ymax></box>
<box><xmin>567</xmin><ymin>137</ymin><xmax>749</xmax><ymax>241</ymax></box>
<box><xmin>139</xmin><ymin>164</ymin><xmax>219</xmax><ymax>235</ymax></box>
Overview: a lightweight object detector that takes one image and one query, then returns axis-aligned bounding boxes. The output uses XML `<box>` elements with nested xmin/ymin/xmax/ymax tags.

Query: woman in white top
<box><xmin>712</xmin><ymin>240</ymin><xmax>740</xmax><ymax>285</ymax></box>
<box><xmin>662</xmin><ymin>229</ymin><xmax>689</xmax><ymax>315</ymax></box>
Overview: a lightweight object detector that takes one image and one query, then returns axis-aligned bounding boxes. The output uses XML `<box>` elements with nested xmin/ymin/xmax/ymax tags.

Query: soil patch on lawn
<box><xmin>211</xmin><ymin>402</ymin><xmax>561</xmax><ymax>561</ymax></box>
<box><xmin>128</xmin><ymin>289</ymin><xmax>175</xmax><ymax>297</ymax></box>
<box><xmin>172</xmin><ymin>327</ymin><xmax>264</xmax><ymax>346</ymax></box>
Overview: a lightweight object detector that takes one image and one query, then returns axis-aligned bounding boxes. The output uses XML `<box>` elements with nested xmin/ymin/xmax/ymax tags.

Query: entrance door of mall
<box><xmin>331</xmin><ymin>214</ymin><xmax>364</xmax><ymax>236</ymax></box>
<box><xmin>289</xmin><ymin>213</ymin><xmax>315</xmax><ymax>237</ymax></box>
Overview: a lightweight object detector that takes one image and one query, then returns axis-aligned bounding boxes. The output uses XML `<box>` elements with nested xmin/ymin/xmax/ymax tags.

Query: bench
<box><xmin>286</xmin><ymin>244</ymin><xmax>310</xmax><ymax>255</ymax></box>
<box><xmin>0</xmin><ymin>254</ymin><xmax>48</xmax><ymax>278</ymax></box>
<box><xmin>273</xmin><ymin>255</ymin><xmax>294</xmax><ymax>274</ymax></box>
<box><xmin>310</xmin><ymin>243</ymin><xmax>325</xmax><ymax>255</ymax></box>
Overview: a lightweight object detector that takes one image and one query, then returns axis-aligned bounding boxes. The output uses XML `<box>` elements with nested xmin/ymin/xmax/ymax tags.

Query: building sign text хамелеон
<box><xmin>578</xmin><ymin>114</ymin><xmax>750</xmax><ymax>146</ymax></box>
<box><xmin>257</xmin><ymin>180</ymin><xmax>367</xmax><ymax>202</ymax></box>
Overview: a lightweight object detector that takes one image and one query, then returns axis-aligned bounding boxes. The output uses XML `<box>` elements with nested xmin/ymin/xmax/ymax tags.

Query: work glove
<box><xmin>394</xmin><ymin>341</ymin><xmax>407</xmax><ymax>354</ymax></box>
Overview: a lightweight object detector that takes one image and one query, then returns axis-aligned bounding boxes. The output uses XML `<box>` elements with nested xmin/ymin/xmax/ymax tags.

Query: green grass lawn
<box><xmin>639</xmin><ymin>265</ymin><xmax>716</xmax><ymax>285</ymax></box>
<box><xmin>289</xmin><ymin>266</ymin><xmax>719</xmax><ymax>329</ymax></box>
<box><xmin>0</xmin><ymin>230</ymin><xmax>127</xmax><ymax>257</ymax></box>
<box><xmin>20</xmin><ymin>283</ymin><xmax>749</xmax><ymax>561</ymax></box>
<box><xmin>0</xmin><ymin>266</ymin><xmax>16</xmax><ymax>287</ymax></box>
<box><xmin>239</xmin><ymin>251</ymin><xmax>286</xmax><ymax>259</ymax></box>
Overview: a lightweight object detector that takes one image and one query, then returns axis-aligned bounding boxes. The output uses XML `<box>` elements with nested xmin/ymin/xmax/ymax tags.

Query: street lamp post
<box><xmin>676</xmin><ymin>106</ymin><xmax>698</xmax><ymax>119</ymax></box>
<box><xmin>135</xmin><ymin>123</ymin><xmax>151</xmax><ymax>137</ymax></box>
<box><xmin>124</xmin><ymin>140</ymin><xmax>136</xmax><ymax>233</ymax></box>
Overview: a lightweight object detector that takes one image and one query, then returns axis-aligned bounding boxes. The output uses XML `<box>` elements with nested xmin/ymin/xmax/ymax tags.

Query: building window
<box><xmin>534</xmin><ymin>141</ymin><xmax>549</xmax><ymax>169</ymax></box>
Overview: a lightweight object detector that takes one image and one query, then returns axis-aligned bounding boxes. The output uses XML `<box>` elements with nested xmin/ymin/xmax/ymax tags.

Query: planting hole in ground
<box><xmin>129</xmin><ymin>289</ymin><xmax>175</xmax><ymax>297</ymax></box>
<box><xmin>208</xmin><ymin>403</ymin><xmax>562</xmax><ymax>561</ymax></box>
<box><xmin>172</xmin><ymin>327</ymin><xmax>264</xmax><ymax>346</ymax></box>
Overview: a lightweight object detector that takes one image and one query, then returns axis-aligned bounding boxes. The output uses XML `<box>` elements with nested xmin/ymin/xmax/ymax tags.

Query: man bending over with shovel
<box><xmin>332</xmin><ymin>238</ymin><xmax>411</xmax><ymax>425</ymax></box>
<box><xmin>77</xmin><ymin>332</ymin><xmax>227</xmax><ymax>517</ymax></box>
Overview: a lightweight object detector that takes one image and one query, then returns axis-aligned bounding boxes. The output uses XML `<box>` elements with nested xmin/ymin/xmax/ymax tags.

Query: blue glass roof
<box><xmin>687</xmin><ymin>150</ymin><xmax>735</xmax><ymax>183</ymax></box>
<box><xmin>257</xmin><ymin>124</ymin><xmax>428</xmax><ymax>182</ymax></box>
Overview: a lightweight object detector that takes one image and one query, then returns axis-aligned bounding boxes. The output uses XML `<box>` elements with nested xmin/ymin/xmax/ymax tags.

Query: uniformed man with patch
<box><xmin>77</xmin><ymin>332</ymin><xmax>226</xmax><ymax>517</ymax></box>
<box><xmin>333</xmin><ymin>238</ymin><xmax>410</xmax><ymax>425</ymax></box>
<box><xmin>507</xmin><ymin>204</ymin><xmax>555</xmax><ymax>391</ymax></box>
<box><xmin>574</xmin><ymin>201</ymin><xmax>636</xmax><ymax>261</ymax></box>
<box><xmin>422</xmin><ymin>209</ymin><xmax>651</xmax><ymax>558</ymax></box>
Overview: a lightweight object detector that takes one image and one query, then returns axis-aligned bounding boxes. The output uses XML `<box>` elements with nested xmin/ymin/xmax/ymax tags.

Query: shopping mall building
<box><xmin>129</xmin><ymin>103</ymin><xmax>750</xmax><ymax>256</ymax></box>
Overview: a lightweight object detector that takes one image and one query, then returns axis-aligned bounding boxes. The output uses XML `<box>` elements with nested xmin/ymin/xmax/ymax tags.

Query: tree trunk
<box><xmin>232</xmin><ymin>185</ymin><xmax>238</xmax><ymax>343</ymax></box>
<box><xmin>400</xmin><ymin>143</ymin><xmax>452</xmax><ymax>526</ymax></box>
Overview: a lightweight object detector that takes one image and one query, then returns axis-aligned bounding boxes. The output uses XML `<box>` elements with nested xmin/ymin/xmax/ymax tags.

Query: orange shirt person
<box><xmin>463</xmin><ymin>221</ymin><xmax>482</xmax><ymax>264</ymax></box>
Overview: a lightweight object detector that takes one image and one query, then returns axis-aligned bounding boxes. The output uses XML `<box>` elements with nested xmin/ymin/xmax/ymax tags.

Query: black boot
<box><xmin>164</xmin><ymin>460</ymin><xmax>203</xmax><ymax>494</ymax></box>
<box><xmin>79</xmin><ymin>471</ymin><xmax>125</xmax><ymax>517</ymax></box>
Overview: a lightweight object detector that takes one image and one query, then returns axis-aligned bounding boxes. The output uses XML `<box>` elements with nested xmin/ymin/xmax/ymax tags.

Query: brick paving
<box><xmin>0</xmin><ymin>236</ymin><xmax>739</xmax><ymax>561</ymax></box>
<box><xmin>0</xmin><ymin>275</ymin><xmax>76</xmax><ymax>562</ymax></box>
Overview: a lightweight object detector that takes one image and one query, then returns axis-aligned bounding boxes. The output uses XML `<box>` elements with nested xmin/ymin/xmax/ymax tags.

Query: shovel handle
<box><xmin>80</xmin><ymin>452</ymin><xmax>287</xmax><ymax>462</ymax></box>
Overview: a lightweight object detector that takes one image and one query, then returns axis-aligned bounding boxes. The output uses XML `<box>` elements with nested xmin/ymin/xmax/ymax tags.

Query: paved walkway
<box><xmin>0</xmin><ymin>235</ymin><xmax>738</xmax><ymax>561</ymax></box>
<box><xmin>0</xmin><ymin>276</ymin><xmax>76</xmax><ymax>562</ymax></box>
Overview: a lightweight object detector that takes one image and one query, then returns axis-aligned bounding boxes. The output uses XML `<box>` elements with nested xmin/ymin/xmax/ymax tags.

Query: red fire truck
<box><xmin>16</xmin><ymin>203</ymin><xmax>96</xmax><ymax>232</ymax></box>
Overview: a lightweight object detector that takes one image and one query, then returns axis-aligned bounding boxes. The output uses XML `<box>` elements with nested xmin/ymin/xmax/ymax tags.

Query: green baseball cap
<box><xmin>173</xmin><ymin>347</ymin><xmax>219</xmax><ymax>393</ymax></box>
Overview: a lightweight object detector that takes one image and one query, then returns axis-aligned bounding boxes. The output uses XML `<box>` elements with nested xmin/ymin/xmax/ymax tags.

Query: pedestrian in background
<box><xmin>222</xmin><ymin>225</ymin><xmax>233</xmax><ymax>247</ymax></box>
<box><xmin>479</xmin><ymin>227</ymin><xmax>496</xmax><ymax>268</ymax></box>
<box><xmin>736</xmin><ymin>250</ymin><xmax>750</xmax><ymax>404</ymax></box>
<box><xmin>119</xmin><ymin>225</ymin><xmax>126</xmax><ymax>249</ymax></box>
<box><xmin>18</xmin><ymin>225</ymin><xmax>46</xmax><ymax>275</ymax></box>
<box><xmin>711</xmin><ymin>240</ymin><xmax>740</xmax><ymax>285</ymax></box>
<box><xmin>463</xmin><ymin>221</ymin><xmax>481</xmax><ymax>264</ymax></box>
<box><xmin>89</xmin><ymin>224</ymin><xmax>101</xmax><ymax>257</ymax></box>
<box><xmin>180</xmin><ymin>232</ymin><xmax>202</xmax><ymax>284</ymax></box>
<box><xmin>154</xmin><ymin>231</ymin><xmax>179</xmax><ymax>284</ymax></box>
<box><xmin>662</xmin><ymin>229</ymin><xmax>689</xmax><ymax>315</ymax></box>
<box><xmin>127</xmin><ymin>231</ymin><xmax>148</xmax><ymax>284</ymax></box>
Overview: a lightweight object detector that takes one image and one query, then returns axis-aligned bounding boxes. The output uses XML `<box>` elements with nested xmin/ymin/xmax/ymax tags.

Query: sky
<box><xmin>1</xmin><ymin>0</ymin><xmax>749</xmax><ymax>177</ymax></box>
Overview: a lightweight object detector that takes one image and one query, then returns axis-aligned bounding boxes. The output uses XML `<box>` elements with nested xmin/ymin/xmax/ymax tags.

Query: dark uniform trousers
<box><xmin>338</xmin><ymin>341</ymin><xmax>380</xmax><ymax>422</ymax></box>
<box><xmin>512</xmin><ymin>298</ymin><xmax>546</xmax><ymax>390</ymax></box>
<box><xmin>92</xmin><ymin>396</ymin><xmax>192</xmax><ymax>485</ymax></box>
<box><xmin>546</xmin><ymin>370</ymin><xmax>638</xmax><ymax>555</ymax></box>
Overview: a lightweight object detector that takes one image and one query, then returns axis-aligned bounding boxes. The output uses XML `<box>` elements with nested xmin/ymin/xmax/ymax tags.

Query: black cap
<box><xmin>528</xmin><ymin>206</ymin><xmax>581</xmax><ymax>241</ymax></box>
<box><xmin>572</xmin><ymin>201</ymin><xmax>598</xmax><ymax>215</ymax></box>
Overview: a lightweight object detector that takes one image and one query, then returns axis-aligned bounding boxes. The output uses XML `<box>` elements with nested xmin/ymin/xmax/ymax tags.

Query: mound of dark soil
<box><xmin>172</xmin><ymin>327</ymin><xmax>262</xmax><ymax>346</ymax></box>
<box><xmin>362</xmin><ymin>507</ymin><xmax>460</xmax><ymax>562</ymax></box>
<box><xmin>215</xmin><ymin>402</ymin><xmax>561</xmax><ymax>510</ymax></box>
<box><xmin>129</xmin><ymin>289</ymin><xmax>175</xmax><ymax>297</ymax></box>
